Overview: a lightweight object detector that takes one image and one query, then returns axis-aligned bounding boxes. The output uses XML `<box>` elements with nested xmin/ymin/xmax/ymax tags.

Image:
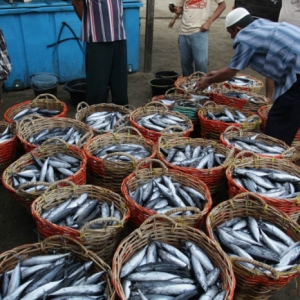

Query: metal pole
<box><xmin>143</xmin><ymin>0</ymin><xmax>155</xmax><ymax>73</ymax></box>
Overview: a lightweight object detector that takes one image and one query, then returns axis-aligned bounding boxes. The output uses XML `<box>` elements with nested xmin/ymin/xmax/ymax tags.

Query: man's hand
<box><xmin>200</xmin><ymin>21</ymin><xmax>212</xmax><ymax>32</ymax></box>
<box><xmin>195</xmin><ymin>77</ymin><xmax>210</xmax><ymax>92</ymax></box>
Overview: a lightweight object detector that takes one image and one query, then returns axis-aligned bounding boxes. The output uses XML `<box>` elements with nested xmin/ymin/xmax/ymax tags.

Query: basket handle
<box><xmin>114</xmin><ymin>125</ymin><xmax>143</xmax><ymax>137</ymax></box>
<box><xmin>281</xmin><ymin>146</ymin><xmax>296</xmax><ymax>159</ymax></box>
<box><xmin>164</xmin><ymin>87</ymin><xmax>187</xmax><ymax>98</ymax></box>
<box><xmin>243</xmin><ymin>114</ymin><xmax>261</xmax><ymax>124</ymax></box>
<box><xmin>134</xmin><ymin>158</ymin><xmax>168</xmax><ymax>173</ymax></box>
<box><xmin>202</xmin><ymin>100</ymin><xmax>217</xmax><ymax>108</ymax></box>
<box><xmin>139</xmin><ymin>214</ymin><xmax>179</xmax><ymax>230</ymax></box>
<box><xmin>46</xmin><ymin>180</ymin><xmax>76</xmax><ymax>192</ymax></box>
<box><xmin>164</xmin><ymin>206</ymin><xmax>202</xmax><ymax>216</ymax></box>
<box><xmin>223</xmin><ymin>125</ymin><xmax>243</xmax><ymax>135</ymax></box>
<box><xmin>188</xmin><ymin>71</ymin><xmax>206</xmax><ymax>79</ymax></box>
<box><xmin>221</xmin><ymin>147</ymin><xmax>235</xmax><ymax>168</ymax></box>
<box><xmin>32</xmin><ymin>93</ymin><xmax>60</xmax><ymax>104</ymax></box>
<box><xmin>234</xmin><ymin>150</ymin><xmax>260</xmax><ymax>162</ymax></box>
<box><xmin>77</xmin><ymin>131</ymin><xmax>94</xmax><ymax>149</ymax></box>
<box><xmin>124</xmin><ymin>104</ymin><xmax>135</xmax><ymax>111</ymax></box>
<box><xmin>76</xmin><ymin>101</ymin><xmax>90</xmax><ymax>113</ymax></box>
<box><xmin>102</xmin><ymin>152</ymin><xmax>137</xmax><ymax>169</ymax></box>
<box><xmin>80</xmin><ymin>217</ymin><xmax>124</xmax><ymax>235</ymax></box>
<box><xmin>16</xmin><ymin>181</ymin><xmax>51</xmax><ymax>196</ymax></box>
<box><xmin>143</xmin><ymin>102</ymin><xmax>169</xmax><ymax>113</ymax></box>
<box><xmin>231</xmin><ymin>256</ymin><xmax>279</xmax><ymax>279</ymax></box>
<box><xmin>161</xmin><ymin>125</ymin><xmax>186</xmax><ymax>137</ymax></box>
<box><xmin>40</xmin><ymin>137</ymin><xmax>69</xmax><ymax>148</ymax></box>
<box><xmin>18</xmin><ymin>114</ymin><xmax>45</xmax><ymax>129</ymax></box>
<box><xmin>230</xmin><ymin>192</ymin><xmax>267</xmax><ymax>208</ymax></box>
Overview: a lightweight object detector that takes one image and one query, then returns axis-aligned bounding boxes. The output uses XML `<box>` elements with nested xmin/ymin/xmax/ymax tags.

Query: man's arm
<box><xmin>265</xmin><ymin>77</ymin><xmax>274</xmax><ymax>102</ymax></box>
<box><xmin>201</xmin><ymin>1</ymin><xmax>226</xmax><ymax>31</ymax></box>
<box><xmin>72</xmin><ymin>0</ymin><xmax>84</xmax><ymax>20</ymax></box>
<box><xmin>195</xmin><ymin>67</ymin><xmax>239</xmax><ymax>91</ymax></box>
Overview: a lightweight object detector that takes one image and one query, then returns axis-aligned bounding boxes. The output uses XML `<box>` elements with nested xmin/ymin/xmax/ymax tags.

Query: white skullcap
<box><xmin>225</xmin><ymin>7</ymin><xmax>250</xmax><ymax>27</ymax></box>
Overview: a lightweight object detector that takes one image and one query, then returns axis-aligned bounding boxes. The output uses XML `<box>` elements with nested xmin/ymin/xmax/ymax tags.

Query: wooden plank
<box><xmin>143</xmin><ymin>0</ymin><xmax>155</xmax><ymax>73</ymax></box>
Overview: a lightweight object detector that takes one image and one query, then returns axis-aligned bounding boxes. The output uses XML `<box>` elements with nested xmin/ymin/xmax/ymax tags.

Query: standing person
<box><xmin>266</xmin><ymin>0</ymin><xmax>300</xmax><ymax>101</ymax></box>
<box><xmin>0</xmin><ymin>29</ymin><xmax>11</xmax><ymax>106</ymax></box>
<box><xmin>169</xmin><ymin>0</ymin><xmax>226</xmax><ymax>76</ymax></box>
<box><xmin>72</xmin><ymin>0</ymin><xmax>128</xmax><ymax>106</ymax></box>
<box><xmin>195</xmin><ymin>8</ymin><xmax>300</xmax><ymax>146</ymax></box>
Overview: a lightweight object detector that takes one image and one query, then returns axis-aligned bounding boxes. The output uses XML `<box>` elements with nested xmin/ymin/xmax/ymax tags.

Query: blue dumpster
<box><xmin>0</xmin><ymin>0</ymin><xmax>143</xmax><ymax>90</ymax></box>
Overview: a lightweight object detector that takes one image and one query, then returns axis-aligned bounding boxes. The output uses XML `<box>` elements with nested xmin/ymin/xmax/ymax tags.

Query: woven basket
<box><xmin>206</xmin><ymin>192</ymin><xmax>300</xmax><ymax>300</ymax></box>
<box><xmin>121</xmin><ymin>158</ymin><xmax>212</xmax><ymax>228</ymax></box>
<box><xmin>211</xmin><ymin>86</ymin><xmax>269</xmax><ymax>113</ymax></box>
<box><xmin>150</xmin><ymin>87</ymin><xmax>190</xmax><ymax>107</ymax></box>
<box><xmin>0</xmin><ymin>235</ymin><xmax>115</xmax><ymax>299</ymax></box>
<box><xmin>75</xmin><ymin>102</ymin><xmax>132</xmax><ymax>135</ymax></box>
<box><xmin>220</xmin><ymin>126</ymin><xmax>295</xmax><ymax>160</ymax></box>
<box><xmin>0</xmin><ymin>121</ymin><xmax>18</xmax><ymax>178</ymax></box>
<box><xmin>31</xmin><ymin>181</ymin><xmax>130</xmax><ymax>264</ymax></box>
<box><xmin>129</xmin><ymin>102</ymin><xmax>194</xmax><ymax>143</ymax></box>
<box><xmin>223</xmin><ymin>73</ymin><xmax>264</xmax><ymax>94</ymax></box>
<box><xmin>198</xmin><ymin>101</ymin><xmax>261</xmax><ymax>141</ymax></box>
<box><xmin>2</xmin><ymin>138</ymin><xmax>87</xmax><ymax>210</ymax></box>
<box><xmin>226</xmin><ymin>151</ymin><xmax>300</xmax><ymax>222</ymax></box>
<box><xmin>84</xmin><ymin>126</ymin><xmax>156</xmax><ymax>194</ymax></box>
<box><xmin>17</xmin><ymin>116</ymin><xmax>94</xmax><ymax>152</ymax></box>
<box><xmin>157</xmin><ymin>136</ymin><xmax>234</xmax><ymax>195</ymax></box>
<box><xmin>4</xmin><ymin>93</ymin><xmax>67</xmax><ymax>123</ymax></box>
<box><xmin>258</xmin><ymin>105</ymin><xmax>300</xmax><ymax>161</ymax></box>
<box><xmin>174</xmin><ymin>71</ymin><xmax>206</xmax><ymax>93</ymax></box>
<box><xmin>112</xmin><ymin>214</ymin><xmax>236</xmax><ymax>300</ymax></box>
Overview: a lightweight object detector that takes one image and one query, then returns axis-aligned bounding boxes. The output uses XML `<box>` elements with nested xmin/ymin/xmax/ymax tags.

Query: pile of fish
<box><xmin>157</xmin><ymin>95</ymin><xmax>209</xmax><ymax>107</ymax></box>
<box><xmin>12</xmin><ymin>107</ymin><xmax>61</xmax><ymax>121</ymax></box>
<box><xmin>221</xmin><ymin>92</ymin><xmax>263</xmax><ymax>104</ymax></box>
<box><xmin>136</xmin><ymin>113</ymin><xmax>189</xmax><ymax>132</ymax></box>
<box><xmin>160</xmin><ymin>144</ymin><xmax>226</xmax><ymax>169</ymax></box>
<box><xmin>120</xmin><ymin>240</ymin><xmax>227</xmax><ymax>299</ymax></box>
<box><xmin>226</xmin><ymin>75</ymin><xmax>258</xmax><ymax>87</ymax></box>
<box><xmin>11</xmin><ymin>152</ymin><xmax>81</xmax><ymax>193</ymax></box>
<box><xmin>204</xmin><ymin>108</ymin><xmax>256</xmax><ymax>124</ymax></box>
<box><xmin>84</xmin><ymin>111</ymin><xmax>125</xmax><ymax>131</ymax></box>
<box><xmin>223</xmin><ymin>134</ymin><xmax>286</xmax><ymax>156</ymax></box>
<box><xmin>0</xmin><ymin>253</ymin><xmax>108</xmax><ymax>299</ymax></box>
<box><xmin>27</xmin><ymin>127</ymin><xmax>85</xmax><ymax>147</ymax></box>
<box><xmin>214</xmin><ymin>217</ymin><xmax>300</xmax><ymax>273</ymax></box>
<box><xmin>93</xmin><ymin>143</ymin><xmax>151</xmax><ymax>162</ymax></box>
<box><xmin>232</xmin><ymin>167</ymin><xmax>300</xmax><ymax>199</ymax></box>
<box><xmin>0</xmin><ymin>125</ymin><xmax>14</xmax><ymax>144</ymax></box>
<box><xmin>127</xmin><ymin>175</ymin><xmax>207</xmax><ymax>213</ymax></box>
<box><xmin>41</xmin><ymin>192</ymin><xmax>122</xmax><ymax>230</ymax></box>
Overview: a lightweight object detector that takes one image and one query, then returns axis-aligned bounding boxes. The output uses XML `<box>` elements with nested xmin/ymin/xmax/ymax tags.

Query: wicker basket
<box><xmin>198</xmin><ymin>101</ymin><xmax>261</xmax><ymax>141</ymax></box>
<box><xmin>150</xmin><ymin>87</ymin><xmax>190</xmax><ymax>107</ymax></box>
<box><xmin>211</xmin><ymin>86</ymin><xmax>269</xmax><ymax>113</ymax></box>
<box><xmin>258</xmin><ymin>105</ymin><xmax>300</xmax><ymax>161</ymax></box>
<box><xmin>157</xmin><ymin>136</ymin><xmax>234</xmax><ymax>195</ymax></box>
<box><xmin>206</xmin><ymin>192</ymin><xmax>300</xmax><ymax>300</ymax></box>
<box><xmin>112</xmin><ymin>214</ymin><xmax>236</xmax><ymax>300</ymax></box>
<box><xmin>121</xmin><ymin>158</ymin><xmax>212</xmax><ymax>228</ymax></box>
<box><xmin>75</xmin><ymin>102</ymin><xmax>132</xmax><ymax>135</ymax></box>
<box><xmin>129</xmin><ymin>102</ymin><xmax>194</xmax><ymax>143</ymax></box>
<box><xmin>223</xmin><ymin>73</ymin><xmax>264</xmax><ymax>94</ymax></box>
<box><xmin>220</xmin><ymin>126</ymin><xmax>295</xmax><ymax>160</ymax></box>
<box><xmin>2</xmin><ymin>138</ymin><xmax>87</xmax><ymax>210</ymax></box>
<box><xmin>226</xmin><ymin>151</ymin><xmax>300</xmax><ymax>222</ymax></box>
<box><xmin>17</xmin><ymin>116</ymin><xmax>94</xmax><ymax>152</ymax></box>
<box><xmin>31</xmin><ymin>181</ymin><xmax>130</xmax><ymax>264</ymax></box>
<box><xmin>0</xmin><ymin>235</ymin><xmax>115</xmax><ymax>299</ymax></box>
<box><xmin>84</xmin><ymin>126</ymin><xmax>156</xmax><ymax>194</ymax></box>
<box><xmin>0</xmin><ymin>121</ymin><xmax>18</xmax><ymax>178</ymax></box>
<box><xmin>4</xmin><ymin>93</ymin><xmax>67</xmax><ymax>123</ymax></box>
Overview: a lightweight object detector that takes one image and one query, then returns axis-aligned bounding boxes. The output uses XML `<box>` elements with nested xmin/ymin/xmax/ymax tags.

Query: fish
<box><xmin>12</xmin><ymin>107</ymin><xmax>61</xmax><ymax>121</ymax></box>
<box><xmin>205</xmin><ymin>108</ymin><xmax>255</xmax><ymax>124</ymax></box>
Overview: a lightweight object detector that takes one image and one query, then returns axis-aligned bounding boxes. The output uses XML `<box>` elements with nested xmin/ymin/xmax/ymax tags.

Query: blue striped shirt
<box><xmin>229</xmin><ymin>19</ymin><xmax>300</xmax><ymax>100</ymax></box>
<box><xmin>82</xmin><ymin>0</ymin><xmax>126</xmax><ymax>42</ymax></box>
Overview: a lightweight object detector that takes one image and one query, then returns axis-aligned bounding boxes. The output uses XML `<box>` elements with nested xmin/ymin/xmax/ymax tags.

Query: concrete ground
<box><xmin>0</xmin><ymin>0</ymin><xmax>299</xmax><ymax>298</ymax></box>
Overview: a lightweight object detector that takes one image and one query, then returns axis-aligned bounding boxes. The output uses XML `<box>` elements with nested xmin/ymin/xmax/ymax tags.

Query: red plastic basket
<box><xmin>129</xmin><ymin>102</ymin><xmax>194</xmax><ymax>143</ymax></box>
<box><xmin>226</xmin><ymin>151</ymin><xmax>300</xmax><ymax>222</ymax></box>
<box><xmin>2</xmin><ymin>138</ymin><xmax>87</xmax><ymax>210</ymax></box>
<box><xmin>157</xmin><ymin>136</ymin><xmax>234</xmax><ymax>195</ymax></box>
<box><xmin>198</xmin><ymin>101</ymin><xmax>261</xmax><ymax>141</ymax></box>
<box><xmin>4</xmin><ymin>93</ymin><xmax>67</xmax><ymax>123</ymax></box>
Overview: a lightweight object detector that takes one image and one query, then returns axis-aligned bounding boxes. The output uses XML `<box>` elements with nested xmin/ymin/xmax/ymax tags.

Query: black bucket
<box><xmin>148</xmin><ymin>78</ymin><xmax>175</xmax><ymax>97</ymax></box>
<box><xmin>64</xmin><ymin>78</ymin><xmax>86</xmax><ymax>107</ymax></box>
<box><xmin>33</xmin><ymin>84</ymin><xmax>58</xmax><ymax>97</ymax></box>
<box><xmin>154</xmin><ymin>70</ymin><xmax>180</xmax><ymax>81</ymax></box>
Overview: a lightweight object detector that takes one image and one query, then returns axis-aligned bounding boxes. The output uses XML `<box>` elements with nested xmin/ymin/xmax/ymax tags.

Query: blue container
<box><xmin>0</xmin><ymin>0</ymin><xmax>143</xmax><ymax>90</ymax></box>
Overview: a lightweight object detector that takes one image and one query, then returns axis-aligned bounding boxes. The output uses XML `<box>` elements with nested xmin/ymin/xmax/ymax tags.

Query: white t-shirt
<box><xmin>175</xmin><ymin>0</ymin><xmax>224</xmax><ymax>35</ymax></box>
<box><xmin>279</xmin><ymin>0</ymin><xmax>300</xmax><ymax>27</ymax></box>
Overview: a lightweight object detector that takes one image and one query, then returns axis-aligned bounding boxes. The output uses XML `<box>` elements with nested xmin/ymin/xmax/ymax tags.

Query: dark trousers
<box><xmin>265</xmin><ymin>75</ymin><xmax>300</xmax><ymax>146</ymax></box>
<box><xmin>86</xmin><ymin>40</ymin><xmax>128</xmax><ymax>106</ymax></box>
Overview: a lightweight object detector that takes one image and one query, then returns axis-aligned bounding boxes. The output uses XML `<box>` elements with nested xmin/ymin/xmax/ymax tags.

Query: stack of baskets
<box><xmin>121</xmin><ymin>158</ymin><xmax>212</xmax><ymax>228</ymax></box>
<box><xmin>31</xmin><ymin>181</ymin><xmax>130</xmax><ymax>264</ymax></box>
<box><xmin>206</xmin><ymin>192</ymin><xmax>300</xmax><ymax>300</ymax></box>
<box><xmin>84</xmin><ymin>126</ymin><xmax>157</xmax><ymax>194</ymax></box>
<box><xmin>4</xmin><ymin>93</ymin><xmax>67</xmax><ymax>123</ymax></box>
<box><xmin>198</xmin><ymin>101</ymin><xmax>261</xmax><ymax>140</ymax></box>
<box><xmin>112</xmin><ymin>214</ymin><xmax>236</xmax><ymax>299</ymax></box>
